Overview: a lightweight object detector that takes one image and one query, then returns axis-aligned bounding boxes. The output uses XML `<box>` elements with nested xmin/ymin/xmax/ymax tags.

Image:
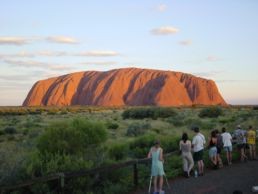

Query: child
<box><xmin>148</xmin><ymin>140</ymin><xmax>165</xmax><ymax>194</ymax></box>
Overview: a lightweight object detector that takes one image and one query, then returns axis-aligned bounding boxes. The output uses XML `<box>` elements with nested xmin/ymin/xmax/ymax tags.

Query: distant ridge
<box><xmin>23</xmin><ymin>68</ymin><xmax>227</xmax><ymax>106</ymax></box>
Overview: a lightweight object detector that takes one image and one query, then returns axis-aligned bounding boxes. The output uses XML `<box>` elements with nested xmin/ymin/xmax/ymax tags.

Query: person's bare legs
<box><xmin>217</xmin><ymin>154</ymin><xmax>223</xmax><ymax>167</ymax></box>
<box><xmin>229</xmin><ymin>151</ymin><xmax>232</xmax><ymax>164</ymax></box>
<box><xmin>226</xmin><ymin>151</ymin><xmax>232</xmax><ymax>165</ymax></box>
<box><xmin>159</xmin><ymin>176</ymin><xmax>163</xmax><ymax>192</ymax></box>
<box><xmin>153</xmin><ymin>176</ymin><xmax>158</xmax><ymax>192</ymax></box>
<box><xmin>240</xmin><ymin>148</ymin><xmax>245</xmax><ymax>161</ymax></box>
<box><xmin>243</xmin><ymin>148</ymin><xmax>248</xmax><ymax>161</ymax></box>
<box><xmin>188</xmin><ymin>155</ymin><xmax>194</xmax><ymax>176</ymax></box>
<box><xmin>249</xmin><ymin>145</ymin><xmax>253</xmax><ymax>159</ymax></box>
<box><xmin>214</xmin><ymin>156</ymin><xmax>217</xmax><ymax>165</ymax></box>
<box><xmin>250</xmin><ymin>145</ymin><xmax>256</xmax><ymax>159</ymax></box>
<box><xmin>226</xmin><ymin>151</ymin><xmax>229</xmax><ymax>164</ymax></box>
<box><xmin>198</xmin><ymin>160</ymin><xmax>204</xmax><ymax>174</ymax></box>
<box><xmin>210</xmin><ymin>155</ymin><xmax>217</xmax><ymax>166</ymax></box>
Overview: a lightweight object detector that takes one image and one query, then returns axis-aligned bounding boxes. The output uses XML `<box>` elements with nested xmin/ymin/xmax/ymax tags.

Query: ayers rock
<box><xmin>23</xmin><ymin>68</ymin><xmax>227</xmax><ymax>106</ymax></box>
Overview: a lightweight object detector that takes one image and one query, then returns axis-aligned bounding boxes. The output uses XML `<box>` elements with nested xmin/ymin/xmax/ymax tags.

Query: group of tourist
<box><xmin>147</xmin><ymin>125</ymin><xmax>257</xmax><ymax>194</ymax></box>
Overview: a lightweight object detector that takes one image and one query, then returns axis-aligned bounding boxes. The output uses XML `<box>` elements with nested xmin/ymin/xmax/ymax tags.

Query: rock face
<box><xmin>23</xmin><ymin>68</ymin><xmax>227</xmax><ymax>106</ymax></box>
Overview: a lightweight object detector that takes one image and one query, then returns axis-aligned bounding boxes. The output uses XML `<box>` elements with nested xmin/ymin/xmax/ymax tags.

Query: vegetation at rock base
<box><xmin>0</xmin><ymin>105</ymin><xmax>257</xmax><ymax>193</ymax></box>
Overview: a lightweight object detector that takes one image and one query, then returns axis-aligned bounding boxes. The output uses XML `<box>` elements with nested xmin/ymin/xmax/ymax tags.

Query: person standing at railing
<box><xmin>208</xmin><ymin>130</ymin><xmax>218</xmax><ymax>169</ymax></box>
<box><xmin>192</xmin><ymin>127</ymin><xmax>206</xmax><ymax>176</ymax></box>
<box><xmin>215</xmin><ymin>129</ymin><xmax>224</xmax><ymax>168</ymax></box>
<box><xmin>179</xmin><ymin>133</ymin><xmax>194</xmax><ymax>178</ymax></box>
<box><xmin>148</xmin><ymin>140</ymin><xmax>165</xmax><ymax>194</ymax></box>
<box><xmin>247</xmin><ymin>125</ymin><xmax>256</xmax><ymax>160</ymax></box>
<box><xmin>221</xmin><ymin>127</ymin><xmax>233</xmax><ymax>165</ymax></box>
<box><xmin>233</xmin><ymin>125</ymin><xmax>247</xmax><ymax>162</ymax></box>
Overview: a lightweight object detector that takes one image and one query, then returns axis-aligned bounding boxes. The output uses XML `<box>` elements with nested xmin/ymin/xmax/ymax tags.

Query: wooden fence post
<box><xmin>133</xmin><ymin>162</ymin><xmax>138</xmax><ymax>188</ymax></box>
<box><xmin>58</xmin><ymin>173</ymin><xmax>65</xmax><ymax>194</ymax></box>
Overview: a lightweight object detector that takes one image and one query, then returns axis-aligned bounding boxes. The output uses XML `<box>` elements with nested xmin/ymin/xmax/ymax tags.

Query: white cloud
<box><xmin>3</xmin><ymin>59</ymin><xmax>74</xmax><ymax>71</ymax></box>
<box><xmin>207</xmin><ymin>56</ymin><xmax>221</xmax><ymax>62</ymax></box>
<box><xmin>216</xmin><ymin>80</ymin><xmax>242</xmax><ymax>83</ymax></box>
<box><xmin>0</xmin><ymin>71</ymin><xmax>46</xmax><ymax>82</ymax></box>
<box><xmin>157</xmin><ymin>4</ymin><xmax>167</xmax><ymax>12</ymax></box>
<box><xmin>179</xmin><ymin>40</ymin><xmax>192</xmax><ymax>46</ymax></box>
<box><xmin>0</xmin><ymin>51</ymin><xmax>35</xmax><ymax>59</ymax></box>
<box><xmin>49</xmin><ymin>65</ymin><xmax>73</xmax><ymax>71</ymax></box>
<box><xmin>4</xmin><ymin>59</ymin><xmax>49</xmax><ymax>68</ymax></box>
<box><xmin>0</xmin><ymin>36</ymin><xmax>79</xmax><ymax>45</ymax></box>
<box><xmin>37</xmin><ymin>51</ymin><xmax>68</xmax><ymax>56</ymax></box>
<box><xmin>0</xmin><ymin>37</ymin><xmax>32</xmax><ymax>45</ymax></box>
<box><xmin>151</xmin><ymin>26</ymin><xmax>179</xmax><ymax>35</ymax></box>
<box><xmin>194</xmin><ymin>70</ymin><xmax>223</xmax><ymax>78</ymax></box>
<box><xmin>0</xmin><ymin>50</ymin><xmax>119</xmax><ymax>58</ymax></box>
<box><xmin>0</xmin><ymin>74</ymin><xmax>33</xmax><ymax>81</ymax></box>
<box><xmin>46</xmin><ymin>36</ymin><xmax>79</xmax><ymax>44</ymax></box>
<box><xmin>77</xmin><ymin>51</ymin><xmax>119</xmax><ymax>57</ymax></box>
<box><xmin>0</xmin><ymin>51</ymin><xmax>67</xmax><ymax>58</ymax></box>
<box><xmin>80</xmin><ymin>61</ymin><xmax>117</xmax><ymax>65</ymax></box>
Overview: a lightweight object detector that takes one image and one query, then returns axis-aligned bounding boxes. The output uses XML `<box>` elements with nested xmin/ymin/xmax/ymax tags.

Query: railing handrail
<box><xmin>0</xmin><ymin>150</ymin><xmax>179</xmax><ymax>192</ymax></box>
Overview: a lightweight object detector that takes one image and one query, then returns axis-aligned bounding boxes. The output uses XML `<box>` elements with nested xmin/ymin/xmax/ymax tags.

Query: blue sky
<box><xmin>0</xmin><ymin>0</ymin><xmax>258</xmax><ymax>105</ymax></box>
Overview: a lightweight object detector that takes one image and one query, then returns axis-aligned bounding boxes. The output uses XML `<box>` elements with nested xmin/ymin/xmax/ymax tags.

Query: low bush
<box><xmin>47</xmin><ymin>108</ymin><xmax>60</xmax><ymax>115</ymax></box>
<box><xmin>122</xmin><ymin>107</ymin><xmax>177</xmax><ymax>120</ymax></box>
<box><xmin>106</xmin><ymin>121</ymin><xmax>119</xmax><ymax>129</ymax></box>
<box><xmin>253</xmin><ymin>106</ymin><xmax>258</xmax><ymax>110</ymax></box>
<box><xmin>185</xmin><ymin>118</ymin><xmax>203</xmax><ymax>130</ymax></box>
<box><xmin>37</xmin><ymin>118</ymin><xmax>107</xmax><ymax>155</ymax></box>
<box><xmin>109</xmin><ymin>143</ymin><xmax>129</xmax><ymax>161</ymax></box>
<box><xmin>4</xmin><ymin>126</ymin><xmax>17</xmax><ymax>134</ymax></box>
<box><xmin>129</xmin><ymin>134</ymin><xmax>180</xmax><ymax>159</ymax></box>
<box><xmin>160</xmin><ymin>136</ymin><xmax>180</xmax><ymax>153</ymax></box>
<box><xmin>129</xmin><ymin>135</ymin><xmax>156</xmax><ymax>158</ymax></box>
<box><xmin>166</xmin><ymin>115</ymin><xmax>185</xmax><ymax>126</ymax></box>
<box><xmin>0</xmin><ymin>130</ymin><xmax>4</xmax><ymax>136</ymax></box>
<box><xmin>26</xmin><ymin>151</ymin><xmax>93</xmax><ymax>177</ymax></box>
<box><xmin>199</xmin><ymin>106</ymin><xmax>223</xmax><ymax>118</ymax></box>
<box><xmin>126</xmin><ymin>122</ymin><xmax>151</xmax><ymax>137</ymax></box>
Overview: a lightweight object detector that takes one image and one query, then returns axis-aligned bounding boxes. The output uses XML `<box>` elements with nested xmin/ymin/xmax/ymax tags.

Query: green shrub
<box><xmin>47</xmin><ymin>108</ymin><xmax>60</xmax><ymax>115</ymax></box>
<box><xmin>37</xmin><ymin>118</ymin><xmax>107</xmax><ymax>155</ymax></box>
<box><xmin>10</xmin><ymin>118</ymin><xmax>20</xmax><ymax>125</ymax></box>
<box><xmin>26</xmin><ymin>151</ymin><xmax>93</xmax><ymax>177</ymax></box>
<box><xmin>4</xmin><ymin>126</ymin><xmax>17</xmax><ymax>134</ymax></box>
<box><xmin>7</xmin><ymin>135</ymin><xmax>15</xmax><ymax>141</ymax></box>
<box><xmin>129</xmin><ymin>134</ymin><xmax>180</xmax><ymax>159</ymax></box>
<box><xmin>106</xmin><ymin>121</ymin><xmax>119</xmax><ymax>129</ymax></box>
<box><xmin>166</xmin><ymin>115</ymin><xmax>185</xmax><ymax>126</ymax></box>
<box><xmin>153</xmin><ymin>107</ymin><xmax>177</xmax><ymax>118</ymax></box>
<box><xmin>109</xmin><ymin>143</ymin><xmax>129</xmax><ymax>161</ymax></box>
<box><xmin>129</xmin><ymin>135</ymin><xmax>156</xmax><ymax>158</ymax></box>
<box><xmin>199</xmin><ymin>106</ymin><xmax>223</xmax><ymax>118</ymax></box>
<box><xmin>253</xmin><ymin>106</ymin><xmax>258</xmax><ymax>110</ymax></box>
<box><xmin>122</xmin><ymin>107</ymin><xmax>177</xmax><ymax>120</ymax></box>
<box><xmin>126</xmin><ymin>122</ymin><xmax>151</xmax><ymax>137</ymax></box>
<box><xmin>185</xmin><ymin>118</ymin><xmax>203</xmax><ymax>130</ymax></box>
<box><xmin>160</xmin><ymin>136</ymin><xmax>180</xmax><ymax>153</ymax></box>
<box><xmin>238</xmin><ymin>111</ymin><xmax>254</xmax><ymax>121</ymax></box>
<box><xmin>22</xmin><ymin>128</ymin><xmax>29</xmax><ymax>135</ymax></box>
<box><xmin>0</xmin><ymin>130</ymin><xmax>4</xmax><ymax>136</ymax></box>
<box><xmin>27</xmin><ymin>108</ymin><xmax>42</xmax><ymax>115</ymax></box>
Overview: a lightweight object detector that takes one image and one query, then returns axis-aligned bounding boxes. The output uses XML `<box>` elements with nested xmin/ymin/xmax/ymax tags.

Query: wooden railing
<box><xmin>0</xmin><ymin>151</ymin><xmax>178</xmax><ymax>194</ymax></box>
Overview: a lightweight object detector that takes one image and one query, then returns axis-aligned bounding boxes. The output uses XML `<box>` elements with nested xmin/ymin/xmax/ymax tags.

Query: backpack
<box><xmin>217</xmin><ymin>134</ymin><xmax>223</xmax><ymax>149</ymax></box>
<box><xmin>234</xmin><ymin>129</ymin><xmax>244</xmax><ymax>144</ymax></box>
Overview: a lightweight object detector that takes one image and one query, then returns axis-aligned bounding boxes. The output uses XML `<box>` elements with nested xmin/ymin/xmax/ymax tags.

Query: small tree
<box><xmin>199</xmin><ymin>106</ymin><xmax>223</xmax><ymax>118</ymax></box>
<box><xmin>37</xmin><ymin>118</ymin><xmax>107</xmax><ymax>155</ymax></box>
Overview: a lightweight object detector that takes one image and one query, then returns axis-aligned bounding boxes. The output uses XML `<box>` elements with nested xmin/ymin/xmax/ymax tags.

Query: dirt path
<box><xmin>131</xmin><ymin>160</ymin><xmax>258</xmax><ymax>194</ymax></box>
